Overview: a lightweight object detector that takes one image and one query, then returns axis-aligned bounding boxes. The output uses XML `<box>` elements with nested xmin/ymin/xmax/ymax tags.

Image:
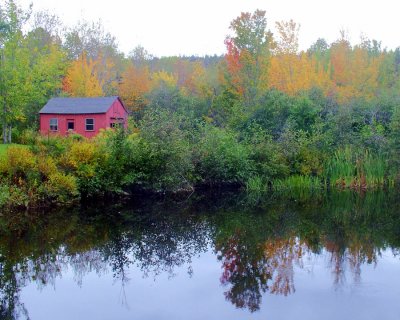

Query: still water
<box><xmin>1</xmin><ymin>191</ymin><xmax>400</xmax><ymax>319</ymax></box>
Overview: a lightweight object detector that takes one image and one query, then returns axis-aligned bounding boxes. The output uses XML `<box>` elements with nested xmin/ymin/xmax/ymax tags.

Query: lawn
<box><xmin>0</xmin><ymin>144</ymin><xmax>28</xmax><ymax>158</ymax></box>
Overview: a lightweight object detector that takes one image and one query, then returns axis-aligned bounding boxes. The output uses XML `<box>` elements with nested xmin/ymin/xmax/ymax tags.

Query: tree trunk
<box><xmin>2</xmin><ymin>123</ymin><xmax>6</xmax><ymax>144</ymax></box>
<box><xmin>2</xmin><ymin>123</ymin><xmax>11</xmax><ymax>144</ymax></box>
<box><xmin>8</xmin><ymin>124</ymin><xmax>11</xmax><ymax>144</ymax></box>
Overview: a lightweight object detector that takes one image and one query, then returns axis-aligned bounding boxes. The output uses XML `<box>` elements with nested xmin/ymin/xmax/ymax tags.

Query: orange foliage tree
<box><xmin>118</xmin><ymin>63</ymin><xmax>151</xmax><ymax>112</ymax></box>
<box><xmin>329</xmin><ymin>33</ymin><xmax>383</xmax><ymax>102</ymax></box>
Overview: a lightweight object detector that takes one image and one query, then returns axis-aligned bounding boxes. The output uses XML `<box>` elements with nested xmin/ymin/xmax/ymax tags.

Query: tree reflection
<box><xmin>217</xmin><ymin>230</ymin><xmax>270</xmax><ymax>312</ymax></box>
<box><xmin>263</xmin><ymin>237</ymin><xmax>307</xmax><ymax>296</ymax></box>
<box><xmin>0</xmin><ymin>191</ymin><xmax>400</xmax><ymax>317</ymax></box>
<box><xmin>0</xmin><ymin>262</ymin><xmax>29</xmax><ymax>320</ymax></box>
<box><xmin>215</xmin><ymin>191</ymin><xmax>400</xmax><ymax>312</ymax></box>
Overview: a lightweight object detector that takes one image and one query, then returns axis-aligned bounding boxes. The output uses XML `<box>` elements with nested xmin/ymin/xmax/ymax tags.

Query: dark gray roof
<box><xmin>39</xmin><ymin>96</ymin><xmax>120</xmax><ymax>114</ymax></box>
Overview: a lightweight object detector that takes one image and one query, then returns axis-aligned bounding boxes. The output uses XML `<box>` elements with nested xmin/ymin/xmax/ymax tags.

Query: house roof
<box><xmin>39</xmin><ymin>96</ymin><xmax>124</xmax><ymax>114</ymax></box>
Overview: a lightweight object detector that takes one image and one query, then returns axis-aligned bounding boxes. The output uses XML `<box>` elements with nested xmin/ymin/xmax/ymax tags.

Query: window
<box><xmin>49</xmin><ymin>118</ymin><xmax>58</xmax><ymax>131</ymax></box>
<box><xmin>110</xmin><ymin>117</ymin><xmax>124</xmax><ymax>129</ymax></box>
<box><xmin>85</xmin><ymin>118</ymin><xmax>94</xmax><ymax>131</ymax></box>
<box><xmin>67</xmin><ymin>120</ymin><xmax>75</xmax><ymax>130</ymax></box>
<box><xmin>110</xmin><ymin>122</ymin><xmax>122</xmax><ymax>128</ymax></box>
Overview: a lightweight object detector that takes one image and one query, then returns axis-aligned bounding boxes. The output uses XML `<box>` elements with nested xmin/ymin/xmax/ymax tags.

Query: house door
<box><xmin>67</xmin><ymin>120</ymin><xmax>75</xmax><ymax>131</ymax></box>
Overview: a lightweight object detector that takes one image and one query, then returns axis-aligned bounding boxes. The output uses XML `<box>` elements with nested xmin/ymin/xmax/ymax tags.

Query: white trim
<box><xmin>49</xmin><ymin>118</ymin><xmax>58</xmax><ymax>131</ymax></box>
<box><xmin>85</xmin><ymin>118</ymin><xmax>95</xmax><ymax>131</ymax></box>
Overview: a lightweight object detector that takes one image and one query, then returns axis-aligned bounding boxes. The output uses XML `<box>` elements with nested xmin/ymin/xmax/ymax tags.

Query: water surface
<box><xmin>1</xmin><ymin>191</ymin><xmax>400</xmax><ymax>319</ymax></box>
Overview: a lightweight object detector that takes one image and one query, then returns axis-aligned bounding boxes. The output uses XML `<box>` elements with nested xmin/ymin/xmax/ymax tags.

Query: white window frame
<box><xmin>49</xmin><ymin>118</ymin><xmax>58</xmax><ymax>131</ymax></box>
<box><xmin>85</xmin><ymin>118</ymin><xmax>95</xmax><ymax>131</ymax></box>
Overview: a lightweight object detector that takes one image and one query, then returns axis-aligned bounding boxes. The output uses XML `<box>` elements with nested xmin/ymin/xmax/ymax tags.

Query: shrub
<box><xmin>242</xmin><ymin>124</ymin><xmax>289</xmax><ymax>181</ymax></box>
<box><xmin>4</xmin><ymin>146</ymin><xmax>36</xmax><ymax>178</ymax></box>
<box><xmin>18</xmin><ymin>128</ymin><xmax>38</xmax><ymax>145</ymax></box>
<box><xmin>195</xmin><ymin>125</ymin><xmax>253</xmax><ymax>185</ymax></box>
<box><xmin>135</xmin><ymin>109</ymin><xmax>195</xmax><ymax>191</ymax></box>
<box><xmin>37</xmin><ymin>155</ymin><xmax>58</xmax><ymax>177</ymax></box>
<box><xmin>45</xmin><ymin>172</ymin><xmax>79</xmax><ymax>203</ymax></box>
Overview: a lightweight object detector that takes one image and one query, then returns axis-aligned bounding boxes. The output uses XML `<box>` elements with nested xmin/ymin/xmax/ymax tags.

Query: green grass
<box><xmin>273</xmin><ymin>175</ymin><xmax>323</xmax><ymax>191</ymax></box>
<box><xmin>0</xmin><ymin>144</ymin><xmax>28</xmax><ymax>159</ymax></box>
<box><xmin>324</xmin><ymin>146</ymin><xmax>355</xmax><ymax>186</ymax></box>
<box><xmin>246</xmin><ymin>175</ymin><xmax>324</xmax><ymax>197</ymax></box>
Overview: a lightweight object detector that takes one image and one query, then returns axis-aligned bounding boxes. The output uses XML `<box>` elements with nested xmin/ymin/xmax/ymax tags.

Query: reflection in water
<box><xmin>1</xmin><ymin>191</ymin><xmax>400</xmax><ymax>318</ymax></box>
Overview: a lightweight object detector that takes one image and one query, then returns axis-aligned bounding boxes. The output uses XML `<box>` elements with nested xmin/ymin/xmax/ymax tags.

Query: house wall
<box><xmin>106</xmin><ymin>99</ymin><xmax>128</xmax><ymax>128</ymax></box>
<box><xmin>40</xmin><ymin>113</ymin><xmax>107</xmax><ymax>138</ymax></box>
<box><xmin>39</xmin><ymin>98</ymin><xmax>128</xmax><ymax>138</ymax></box>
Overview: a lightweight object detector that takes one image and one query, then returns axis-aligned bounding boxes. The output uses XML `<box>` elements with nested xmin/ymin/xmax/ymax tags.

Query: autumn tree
<box><xmin>378</xmin><ymin>48</ymin><xmax>400</xmax><ymax>92</ymax></box>
<box><xmin>182</xmin><ymin>61</ymin><xmax>213</xmax><ymax>98</ymax></box>
<box><xmin>64</xmin><ymin>20</ymin><xmax>118</xmax><ymax>61</ymax></box>
<box><xmin>118</xmin><ymin>62</ymin><xmax>151</xmax><ymax>112</ymax></box>
<box><xmin>63</xmin><ymin>51</ymin><xmax>103</xmax><ymax>97</ymax></box>
<box><xmin>268</xmin><ymin>20</ymin><xmax>332</xmax><ymax>95</ymax></box>
<box><xmin>64</xmin><ymin>20</ymin><xmax>122</xmax><ymax>95</ymax></box>
<box><xmin>329</xmin><ymin>31</ymin><xmax>353</xmax><ymax>100</ymax></box>
<box><xmin>269</xmin><ymin>19</ymin><xmax>300</xmax><ymax>94</ymax></box>
<box><xmin>129</xmin><ymin>45</ymin><xmax>152</xmax><ymax>68</ymax></box>
<box><xmin>329</xmin><ymin>33</ymin><xmax>382</xmax><ymax>102</ymax></box>
<box><xmin>223</xmin><ymin>9</ymin><xmax>272</xmax><ymax>107</ymax></box>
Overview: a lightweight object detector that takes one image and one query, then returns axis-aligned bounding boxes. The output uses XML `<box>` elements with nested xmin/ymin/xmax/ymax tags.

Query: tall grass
<box><xmin>273</xmin><ymin>175</ymin><xmax>322</xmax><ymax>191</ymax></box>
<box><xmin>246</xmin><ymin>176</ymin><xmax>268</xmax><ymax>192</ymax></box>
<box><xmin>324</xmin><ymin>146</ymin><xmax>355</xmax><ymax>187</ymax></box>
<box><xmin>362</xmin><ymin>150</ymin><xmax>393</xmax><ymax>187</ymax></box>
<box><xmin>324</xmin><ymin>147</ymin><xmax>393</xmax><ymax>189</ymax></box>
<box><xmin>246</xmin><ymin>175</ymin><xmax>323</xmax><ymax>198</ymax></box>
<box><xmin>246</xmin><ymin>147</ymin><xmax>394</xmax><ymax>195</ymax></box>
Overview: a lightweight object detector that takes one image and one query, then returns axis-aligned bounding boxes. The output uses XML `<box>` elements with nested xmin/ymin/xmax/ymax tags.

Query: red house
<box><xmin>39</xmin><ymin>96</ymin><xmax>128</xmax><ymax>138</ymax></box>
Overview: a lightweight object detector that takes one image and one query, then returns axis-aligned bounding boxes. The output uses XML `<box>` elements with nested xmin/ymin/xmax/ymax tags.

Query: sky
<box><xmin>18</xmin><ymin>0</ymin><xmax>400</xmax><ymax>57</ymax></box>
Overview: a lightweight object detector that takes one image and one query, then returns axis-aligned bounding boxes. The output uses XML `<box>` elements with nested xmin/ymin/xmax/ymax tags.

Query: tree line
<box><xmin>2</xmin><ymin>1</ymin><xmax>400</xmax><ymax>201</ymax></box>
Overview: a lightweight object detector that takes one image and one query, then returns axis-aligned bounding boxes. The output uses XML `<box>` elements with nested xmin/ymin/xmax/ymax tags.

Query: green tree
<box><xmin>223</xmin><ymin>10</ymin><xmax>272</xmax><ymax>107</ymax></box>
<box><xmin>0</xmin><ymin>0</ymin><xmax>31</xmax><ymax>143</ymax></box>
<box><xmin>0</xmin><ymin>1</ymin><xmax>65</xmax><ymax>142</ymax></box>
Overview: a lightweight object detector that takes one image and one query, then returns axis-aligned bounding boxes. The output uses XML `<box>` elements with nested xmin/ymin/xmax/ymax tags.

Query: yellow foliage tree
<box><xmin>63</xmin><ymin>52</ymin><xmax>103</xmax><ymax>97</ymax></box>
<box><xmin>118</xmin><ymin>63</ymin><xmax>151</xmax><ymax>112</ymax></box>
<box><xmin>269</xmin><ymin>20</ymin><xmax>332</xmax><ymax>95</ymax></box>
<box><xmin>181</xmin><ymin>62</ymin><xmax>213</xmax><ymax>98</ymax></box>
<box><xmin>151</xmin><ymin>70</ymin><xmax>178</xmax><ymax>88</ymax></box>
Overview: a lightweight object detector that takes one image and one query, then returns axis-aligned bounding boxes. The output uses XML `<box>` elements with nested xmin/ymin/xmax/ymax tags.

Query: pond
<box><xmin>1</xmin><ymin>190</ymin><xmax>400</xmax><ymax>319</ymax></box>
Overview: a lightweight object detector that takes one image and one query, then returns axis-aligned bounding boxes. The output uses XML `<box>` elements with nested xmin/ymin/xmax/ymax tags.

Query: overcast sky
<box><xmin>18</xmin><ymin>0</ymin><xmax>400</xmax><ymax>57</ymax></box>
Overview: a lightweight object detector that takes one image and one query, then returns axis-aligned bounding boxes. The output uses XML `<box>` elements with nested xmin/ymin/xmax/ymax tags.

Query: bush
<box><xmin>195</xmin><ymin>125</ymin><xmax>253</xmax><ymax>185</ymax></box>
<box><xmin>4</xmin><ymin>146</ymin><xmax>36</xmax><ymax>178</ymax></box>
<box><xmin>0</xmin><ymin>141</ymin><xmax>81</xmax><ymax>208</ymax></box>
<box><xmin>18</xmin><ymin>128</ymin><xmax>38</xmax><ymax>145</ymax></box>
<box><xmin>242</xmin><ymin>124</ymin><xmax>289</xmax><ymax>181</ymax></box>
<box><xmin>135</xmin><ymin>109</ymin><xmax>194</xmax><ymax>191</ymax></box>
<box><xmin>45</xmin><ymin>172</ymin><xmax>79</xmax><ymax>203</ymax></box>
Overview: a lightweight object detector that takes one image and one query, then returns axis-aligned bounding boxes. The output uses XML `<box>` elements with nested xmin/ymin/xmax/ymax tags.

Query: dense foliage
<box><xmin>2</xmin><ymin>2</ymin><xmax>400</xmax><ymax>207</ymax></box>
